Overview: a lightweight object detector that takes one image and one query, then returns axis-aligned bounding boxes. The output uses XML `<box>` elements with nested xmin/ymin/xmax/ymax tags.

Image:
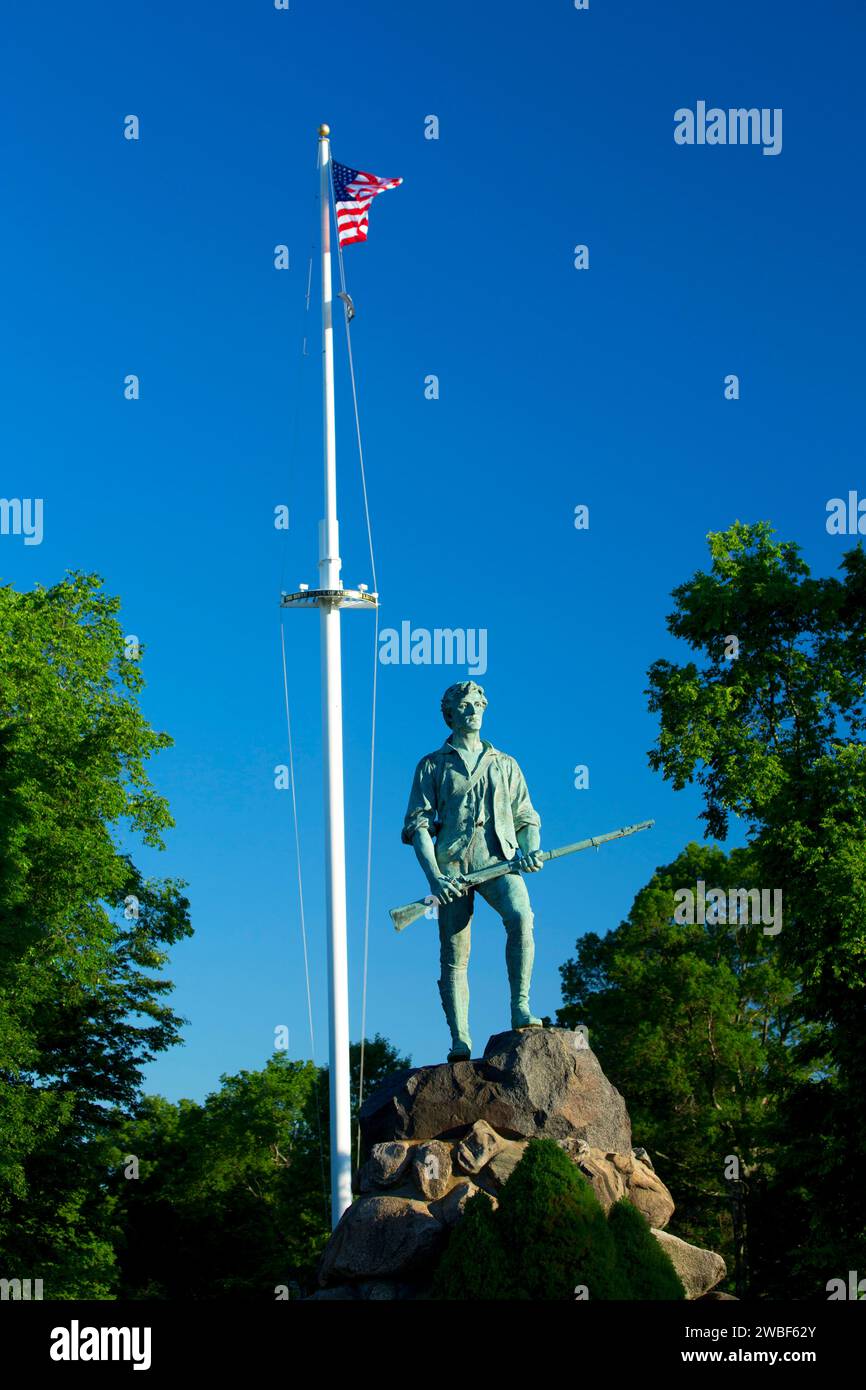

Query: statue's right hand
<box><xmin>430</xmin><ymin>873</ymin><xmax>466</xmax><ymax>905</ymax></box>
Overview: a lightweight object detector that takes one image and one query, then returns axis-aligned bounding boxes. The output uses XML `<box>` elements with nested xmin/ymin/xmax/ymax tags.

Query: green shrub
<box><xmin>496</xmin><ymin>1139</ymin><xmax>628</xmax><ymax>1299</ymax></box>
<box><xmin>608</xmin><ymin>1198</ymin><xmax>686</xmax><ymax>1299</ymax></box>
<box><xmin>430</xmin><ymin>1190</ymin><xmax>512</xmax><ymax>1300</ymax></box>
<box><xmin>431</xmin><ymin>1138</ymin><xmax>629</xmax><ymax>1300</ymax></box>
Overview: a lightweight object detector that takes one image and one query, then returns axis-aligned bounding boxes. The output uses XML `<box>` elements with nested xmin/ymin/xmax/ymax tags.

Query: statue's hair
<box><xmin>441</xmin><ymin>681</ymin><xmax>487</xmax><ymax>729</ymax></box>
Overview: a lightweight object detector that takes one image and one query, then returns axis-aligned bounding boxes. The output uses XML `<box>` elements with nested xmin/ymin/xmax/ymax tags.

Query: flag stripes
<box><xmin>332</xmin><ymin>161</ymin><xmax>402</xmax><ymax>247</ymax></box>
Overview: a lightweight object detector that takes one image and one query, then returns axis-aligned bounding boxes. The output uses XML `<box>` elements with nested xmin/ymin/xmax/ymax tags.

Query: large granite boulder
<box><xmin>430</xmin><ymin>1178</ymin><xmax>491</xmax><ymax>1228</ymax></box>
<box><xmin>554</xmin><ymin>1143</ymin><xmax>674</xmax><ymax>1228</ymax></box>
<box><xmin>412</xmin><ymin>1141</ymin><xmax>452</xmax><ymax>1200</ymax></box>
<box><xmin>455</xmin><ymin>1119</ymin><xmax>505</xmax><ymax>1175</ymax></box>
<box><xmin>614</xmin><ymin>1152</ymin><xmax>675</xmax><ymax>1229</ymax></box>
<box><xmin>572</xmin><ymin>1146</ymin><xmax>628</xmax><ymax>1210</ymax></box>
<box><xmin>652</xmin><ymin>1229</ymin><xmax>727</xmax><ymax>1299</ymax></box>
<box><xmin>358</xmin><ymin>1140</ymin><xmax>411</xmax><ymax>1191</ymax></box>
<box><xmin>359</xmin><ymin>1028</ymin><xmax>631</xmax><ymax>1153</ymax></box>
<box><xmin>318</xmin><ymin>1195</ymin><xmax>447</xmax><ymax>1285</ymax></box>
<box><xmin>486</xmin><ymin>1138</ymin><xmax>528</xmax><ymax>1188</ymax></box>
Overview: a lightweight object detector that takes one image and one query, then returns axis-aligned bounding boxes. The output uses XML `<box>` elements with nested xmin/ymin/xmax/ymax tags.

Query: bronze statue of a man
<box><xmin>401</xmin><ymin>682</ymin><xmax>544</xmax><ymax>1061</ymax></box>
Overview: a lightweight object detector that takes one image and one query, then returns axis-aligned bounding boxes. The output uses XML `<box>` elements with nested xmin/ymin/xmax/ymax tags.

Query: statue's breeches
<box><xmin>437</xmin><ymin>872</ymin><xmax>536</xmax><ymax>1049</ymax></box>
<box><xmin>438</xmin><ymin>871</ymin><xmax>534</xmax><ymax>970</ymax></box>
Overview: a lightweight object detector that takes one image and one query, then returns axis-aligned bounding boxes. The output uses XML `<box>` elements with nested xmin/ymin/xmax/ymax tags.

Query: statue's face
<box><xmin>451</xmin><ymin>690</ymin><xmax>486</xmax><ymax>734</ymax></box>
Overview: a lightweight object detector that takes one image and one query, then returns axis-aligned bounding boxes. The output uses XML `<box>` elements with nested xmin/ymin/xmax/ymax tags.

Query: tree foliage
<box><xmin>0</xmin><ymin>573</ymin><xmax>191</xmax><ymax>1295</ymax></box>
<box><xmin>110</xmin><ymin>1037</ymin><xmax>411</xmax><ymax>1299</ymax></box>
<box><xmin>558</xmin><ymin>841</ymin><xmax>814</xmax><ymax>1287</ymax></box>
<box><xmin>646</xmin><ymin>523</ymin><xmax>866</xmax><ymax>1030</ymax></box>
<box><xmin>110</xmin><ymin>1058</ymin><xmax>323</xmax><ymax>1298</ymax></box>
<box><xmin>643</xmin><ymin>523</ymin><xmax>866</xmax><ymax>1294</ymax></box>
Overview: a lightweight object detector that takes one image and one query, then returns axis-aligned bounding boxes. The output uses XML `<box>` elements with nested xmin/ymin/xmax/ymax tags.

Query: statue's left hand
<box><xmin>517</xmin><ymin>849</ymin><xmax>544</xmax><ymax>873</ymax></box>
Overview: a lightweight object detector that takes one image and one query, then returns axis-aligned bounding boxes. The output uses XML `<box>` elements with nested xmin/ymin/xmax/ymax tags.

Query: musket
<box><xmin>390</xmin><ymin>818</ymin><xmax>655</xmax><ymax>933</ymax></box>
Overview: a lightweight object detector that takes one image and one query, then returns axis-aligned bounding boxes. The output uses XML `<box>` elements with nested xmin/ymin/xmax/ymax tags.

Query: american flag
<box><xmin>332</xmin><ymin>161</ymin><xmax>403</xmax><ymax>247</ymax></box>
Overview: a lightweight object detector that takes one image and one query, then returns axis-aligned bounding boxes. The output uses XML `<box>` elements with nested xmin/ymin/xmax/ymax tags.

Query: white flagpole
<box><xmin>317</xmin><ymin>122</ymin><xmax>352</xmax><ymax>1226</ymax></box>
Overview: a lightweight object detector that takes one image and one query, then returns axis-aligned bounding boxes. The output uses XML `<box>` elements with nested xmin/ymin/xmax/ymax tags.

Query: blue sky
<box><xmin>3</xmin><ymin>1</ymin><xmax>865</xmax><ymax>1101</ymax></box>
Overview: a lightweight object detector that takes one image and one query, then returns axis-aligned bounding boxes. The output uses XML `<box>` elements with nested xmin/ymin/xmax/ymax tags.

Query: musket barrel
<box><xmin>544</xmin><ymin>818</ymin><xmax>655</xmax><ymax>862</ymax></box>
<box><xmin>390</xmin><ymin>819</ymin><xmax>654</xmax><ymax>931</ymax></box>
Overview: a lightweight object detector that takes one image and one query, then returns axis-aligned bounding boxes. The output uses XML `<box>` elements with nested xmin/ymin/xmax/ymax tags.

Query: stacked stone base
<box><xmin>311</xmin><ymin>1029</ymin><xmax>727</xmax><ymax>1301</ymax></box>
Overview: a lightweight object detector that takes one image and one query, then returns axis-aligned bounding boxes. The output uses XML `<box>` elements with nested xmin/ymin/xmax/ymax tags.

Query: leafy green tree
<box><xmin>645</xmin><ymin>522</ymin><xmax>866</xmax><ymax>1293</ymax></box>
<box><xmin>111</xmin><ymin>1056</ymin><xmax>324</xmax><ymax>1298</ymax></box>
<box><xmin>0</xmin><ymin>573</ymin><xmax>191</xmax><ymax>1296</ymax></box>
<box><xmin>646</xmin><ymin>523</ymin><xmax>866</xmax><ymax>1044</ymax></box>
<box><xmin>557</xmin><ymin>842</ymin><xmax>813</xmax><ymax>1292</ymax></box>
<box><xmin>111</xmin><ymin>1037</ymin><xmax>411</xmax><ymax>1299</ymax></box>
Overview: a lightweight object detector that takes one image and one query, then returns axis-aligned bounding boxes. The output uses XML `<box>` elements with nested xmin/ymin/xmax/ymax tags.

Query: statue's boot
<box><xmin>506</xmin><ymin>923</ymin><xmax>543</xmax><ymax>1030</ymax></box>
<box><xmin>438</xmin><ymin>969</ymin><xmax>472</xmax><ymax>1062</ymax></box>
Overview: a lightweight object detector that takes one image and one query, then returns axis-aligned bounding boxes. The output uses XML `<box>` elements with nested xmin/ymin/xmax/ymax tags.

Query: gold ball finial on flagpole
<box><xmin>319</xmin><ymin>123</ymin><xmax>330</xmax><ymax>138</ymax></box>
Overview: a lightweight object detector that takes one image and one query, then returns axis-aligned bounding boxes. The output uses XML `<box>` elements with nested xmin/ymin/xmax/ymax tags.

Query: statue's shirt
<box><xmin>402</xmin><ymin>739</ymin><xmax>540</xmax><ymax>872</ymax></box>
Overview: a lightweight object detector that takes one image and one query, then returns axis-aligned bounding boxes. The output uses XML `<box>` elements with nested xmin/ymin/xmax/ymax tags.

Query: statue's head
<box><xmin>441</xmin><ymin>681</ymin><xmax>488</xmax><ymax>731</ymax></box>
